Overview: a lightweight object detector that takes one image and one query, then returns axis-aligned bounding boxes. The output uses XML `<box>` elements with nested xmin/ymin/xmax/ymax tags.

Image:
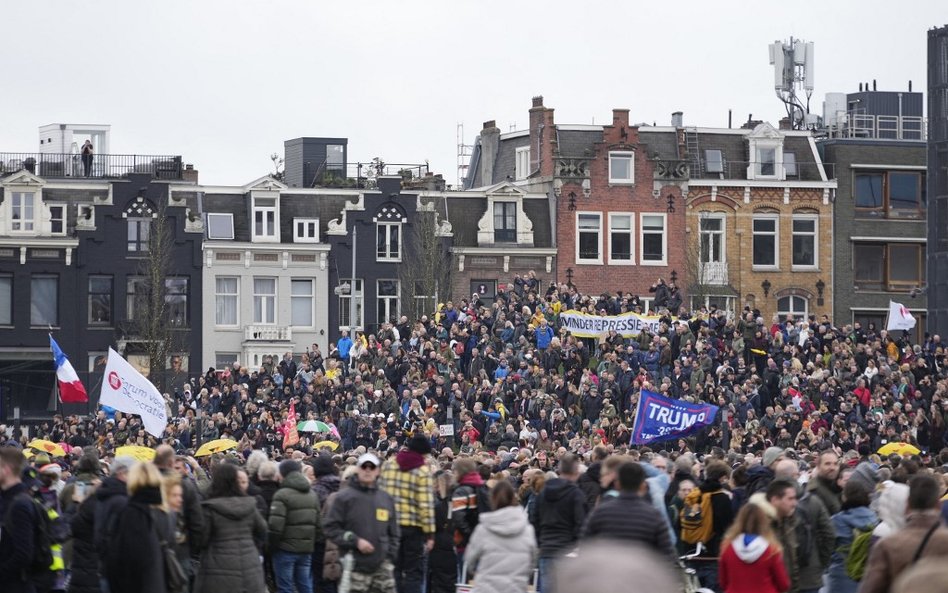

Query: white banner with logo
<box><xmin>100</xmin><ymin>348</ymin><xmax>168</xmax><ymax>438</ymax></box>
<box><xmin>559</xmin><ymin>309</ymin><xmax>666</xmax><ymax>338</ymax></box>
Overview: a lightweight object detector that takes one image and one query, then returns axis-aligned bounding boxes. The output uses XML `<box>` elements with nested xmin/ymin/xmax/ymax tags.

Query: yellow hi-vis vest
<box><xmin>45</xmin><ymin>507</ymin><xmax>64</xmax><ymax>571</ymax></box>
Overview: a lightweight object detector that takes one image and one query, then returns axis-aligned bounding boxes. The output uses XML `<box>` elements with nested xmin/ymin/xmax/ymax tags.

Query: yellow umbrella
<box><xmin>195</xmin><ymin>438</ymin><xmax>238</xmax><ymax>457</ymax></box>
<box><xmin>28</xmin><ymin>439</ymin><xmax>66</xmax><ymax>457</ymax></box>
<box><xmin>878</xmin><ymin>442</ymin><xmax>921</xmax><ymax>456</ymax></box>
<box><xmin>313</xmin><ymin>440</ymin><xmax>339</xmax><ymax>451</ymax></box>
<box><xmin>115</xmin><ymin>446</ymin><xmax>156</xmax><ymax>462</ymax></box>
<box><xmin>22</xmin><ymin>449</ymin><xmax>35</xmax><ymax>459</ymax></box>
<box><xmin>750</xmin><ymin>348</ymin><xmax>767</xmax><ymax>356</ymax></box>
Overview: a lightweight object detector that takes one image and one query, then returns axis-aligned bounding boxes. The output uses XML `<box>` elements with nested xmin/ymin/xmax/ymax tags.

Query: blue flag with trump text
<box><xmin>630</xmin><ymin>390</ymin><xmax>719</xmax><ymax>445</ymax></box>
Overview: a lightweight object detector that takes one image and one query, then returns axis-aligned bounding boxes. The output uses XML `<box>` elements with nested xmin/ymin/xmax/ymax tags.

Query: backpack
<box><xmin>842</xmin><ymin>522</ymin><xmax>878</xmax><ymax>581</ymax></box>
<box><xmin>2</xmin><ymin>493</ymin><xmax>59</xmax><ymax>581</ymax></box>
<box><xmin>680</xmin><ymin>487</ymin><xmax>721</xmax><ymax>545</ymax></box>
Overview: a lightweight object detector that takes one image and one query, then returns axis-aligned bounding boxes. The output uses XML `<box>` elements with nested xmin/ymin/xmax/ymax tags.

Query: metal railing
<box><xmin>310</xmin><ymin>161</ymin><xmax>430</xmax><ymax>188</ymax></box>
<box><xmin>0</xmin><ymin>153</ymin><xmax>184</xmax><ymax>179</ymax></box>
<box><xmin>699</xmin><ymin>262</ymin><xmax>729</xmax><ymax>285</ymax></box>
<box><xmin>826</xmin><ymin>113</ymin><xmax>926</xmax><ymax>141</ymax></box>
<box><xmin>689</xmin><ymin>159</ymin><xmax>830</xmax><ymax>181</ymax></box>
<box><xmin>243</xmin><ymin>325</ymin><xmax>293</xmax><ymax>341</ymax></box>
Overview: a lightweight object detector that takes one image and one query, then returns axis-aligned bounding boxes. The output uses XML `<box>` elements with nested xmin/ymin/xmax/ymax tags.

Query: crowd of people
<box><xmin>3</xmin><ymin>273</ymin><xmax>948</xmax><ymax>593</ymax></box>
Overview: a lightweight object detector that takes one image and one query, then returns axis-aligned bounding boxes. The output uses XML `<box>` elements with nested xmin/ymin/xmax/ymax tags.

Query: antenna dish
<box><xmin>769</xmin><ymin>37</ymin><xmax>815</xmax><ymax>130</ymax></box>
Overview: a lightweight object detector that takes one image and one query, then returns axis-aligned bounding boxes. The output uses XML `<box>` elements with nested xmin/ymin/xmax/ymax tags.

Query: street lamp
<box><xmin>761</xmin><ymin>279</ymin><xmax>771</xmax><ymax>298</ymax></box>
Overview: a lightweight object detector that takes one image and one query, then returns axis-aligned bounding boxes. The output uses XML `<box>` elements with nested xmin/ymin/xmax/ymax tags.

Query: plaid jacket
<box><xmin>379</xmin><ymin>460</ymin><xmax>435</xmax><ymax>534</ymax></box>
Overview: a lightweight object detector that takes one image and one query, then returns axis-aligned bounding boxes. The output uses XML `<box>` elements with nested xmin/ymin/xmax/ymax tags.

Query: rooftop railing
<box><xmin>825</xmin><ymin>113</ymin><xmax>926</xmax><ymax>141</ymax></box>
<box><xmin>0</xmin><ymin>153</ymin><xmax>184</xmax><ymax>179</ymax></box>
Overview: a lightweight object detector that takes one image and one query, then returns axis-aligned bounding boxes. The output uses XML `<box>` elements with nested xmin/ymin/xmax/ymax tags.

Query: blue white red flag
<box><xmin>50</xmin><ymin>335</ymin><xmax>89</xmax><ymax>403</ymax></box>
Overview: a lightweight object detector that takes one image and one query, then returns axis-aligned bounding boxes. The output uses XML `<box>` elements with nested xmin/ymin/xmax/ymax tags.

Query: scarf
<box><xmin>396</xmin><ymin>450</ymin><xmax>426</xmax><ymax>471</ymax></box>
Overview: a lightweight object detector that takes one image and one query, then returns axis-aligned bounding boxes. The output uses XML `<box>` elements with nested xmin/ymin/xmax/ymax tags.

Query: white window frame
<box><xmin>493</xmin><ymin>201</ymin><xmax>518</xmax><ymax>243</ymax></box>
<box><xmin>777</xmin><ymin>295</ymin><xmax>808</xmax><ymax>322</ymax></box>
<box><xmin>252</xmin><ymin>277</ymin><xmax>277</xmax><ymax>325</ymax></box>
<box><xmin>791</xmin><ymin>214</ymin><xmax>819</xmax><ymax>270</ymax></box>
<box><xmin>699</xmin><ymin>213</ymin><xmax>726</xmax><ymax>264</ymax></box>
<box><xmin>639</xmin><ymin>212</ymin><xmax>667</xmax><ymax>266</ymax></box>
<box><xmin>515</xmin><ymin>146</ymin><xmax>530</xmax><ymax>181</ymax></box>
<box><xmin>11</xmin><ymin>192</ymin><xmax>36</xmax><ymax>233</ymax></box>
<box><xmin>215</xmin><ymin>276</ymin><xmax>239</xmax><ymax>327</ymax></box>
<box><xmin>576</xmin><ymin>212</ymin><xmax>603</xmax><ymax>265</ymax></box>
<box><xmin>608</xmin><ymin>212</ymin><xmax>634</xmax><ymax>265</ymax></box>
<box><xmin>291</xmin><ymin>278</ymin><xmax>315</xmax><ymax>328</ymax></box>
<box><xmin>705</xmin><ymin>149</ymin><xmax>724</xmax><ymax>174</ymax></box>
<box><xmin>608</xmin><ymin>151</ymin><xmax>635</xmax><ymax>184</ymax></box>
<box><xmin>252</xmin><ymin>195</ymin><xmax>279</xmax><ymax>242</ymax></box>
<box><xmin>376</xmin><ymin>279</ymin><xmax>400</xmax><ymax>326</ymax></box>
<box><xmin>293</xmin><ymin>218</ymin><xmax>319</xmax><ymax>243</ymax></box>
<box><xmin>376</xmin><ymin>222</ymin><xmax>401</xmax><ymax>262</ymax></box>
<box><xmin>48</xmin><ymin>203</ymin><xmax>66</xmax><ymax>236</ymax></box>
<box><xmin>127</xmin><ymin>218</ymin><xmax>151</xmax><ymax>253</ymax></box>
<box><xmin>757</xmin><ymin>147</ymin><xmax>778</xmax><ymax>178</ymax></box>
<box><xmin>751</xmin><ymin>214</ymin><xmax>780</xmax><ymax>270</ymax></box>
<box><xmin>784</xmin><ymin>152</ymin><xmax>797</xmax><ymax>177</ymax></box>
<box><xmin>206</xmin><ymin>213</ymin><xmax>235</xmax><ymax>240</ymax></box>
<box><xmin>339</xmin><ymin>278</ymin><xmax>364</xmax><ymax>331</ymax></box>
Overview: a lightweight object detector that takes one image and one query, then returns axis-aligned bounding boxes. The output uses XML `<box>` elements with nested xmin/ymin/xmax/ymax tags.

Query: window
<box><xmin>126</xmin><ymin>277</ymin><xmax>148</xmax><ymax>321</ymax></box>
<box><xmin>215</xmin><ymin>352</ymin><xmax>240</xmax><ymax>369</ymax></box>
<box><xmin>705</xmin><ymin>150</ymin><xmax>724</xmax><ymax>174</ymax></box>
<box><xmin>577</xmin><ymin>213</ymin><xmax>602</xmax><ymax>264</ymax></box>
<box><xmin>699</xmin><ymin>216</ymin><xmax>725</xmax><ymax>263</ymax></box>
<box><xmin>127</xmin><ymin>218</ymin><xmax>151</xmax><ymax>253</ymax></box>
<box><xmin>608</xmin><ymin>213</ymin><xmax>634</xmax><ymax>264</ymax></box>
<box><xmin>11</xmin><ymin>192</ymin><xmax>35</xmax><ymax>231</ymax></box>
<box><xmin>31</xmin><ymin>276</ymin><xmax>58</xmax><ymax>326</ymax></box>
<box><xmin>291</xmin><ymin>279</ymin><xmax>315</xmax><ymax>327</ymax></box>
<box><xmin>777</xmin><ymin>295</ymin><xmax>807</xmax><ymax>323</ymax></box>
<box><xmin>640</xmin><ymin>214</ymin><xmax>667</xmax><ymax>265</ymax></box>
<box><xmin>294</xmin><ymin>218</ymin><xmax>319</xmax><ymax>243</ymax></box>
<box><xmin>253</xmin><ymin>277</ymin><xmax>277</xmax><ymax>324</ymax></box>
<box><xmin>326</xmin><ymin>144</ymin><xmax>344</xmax><ymax>172</ymax></box>
<box><xmin>165</xmin><ymin>278</ymin><xmax>189</xmax><ymax>327</ymax></box>
<box><xmin>215</xmin><ymin>277</ymin><xmax>238</xmax><ymax>326</ymax></box>
<box><xmin>757</xmin><ymin>148</ymin><xmax>776</xmax><ymax>176</ymax></box>
<box><xmin>791</xmin><ymin>216</ymin><xmax>817</xmax><ymax>268</ymax></box>
<box><xmin>784</xmin><ymin>152</ymin><xmax>797</xmax><ymax>177</ymax></box>
<box><xmin>854</xmin><ymin>171</ymin><xmax>926</xmax><ymax>218</ymax></box>
<box><xmin>515</xmin><ymin>147</ymin><xmax>530</xmax><ymax>181</ymax></box>
<box><xmin>253</xmin><ymin>197</ymin><xmax>277</xmax><ymax>239</ymax></box>
<box><xmin>853</xmin><ymin>244</ymin><xmax>885</xmax><ymax>285</ymax></box>
<box><xmin>206</xmin><ymin>213</ymin><xmax>235</xmax><ymax>240</ymax></box>
<box><xmin>0</xmin><ymin>275</ymin><xmax>10</xmax><ymax>325</ymax></box>
<box><xmin>752</xmin><ymin>215</ymin><xmax>779</xmax><ymax>268</ymax></box>
<box><xmin>339</xmin><ymin>278</ymin><xmax>364</xmax><ymax>330</ymax></box>
<box><xmin>493</xmin><ymin>202</ymin><xmax>517</xmax><ymax>243</ymax></box>
<box><xmin>48</xmin><ymin>205</ymin><xmax>65</xmax><ymax>235</ymax></box>
<box><xmin>88</xmin><ymin>276</ymin><xmax>112</xmax><ymax>325</ymax></box>
<box><xmin>609</xmin><ymin>151</ymin><xmax>634</xmax><ymax>184</ymax></box>
<box><xmin>888</xmin><ymin>244</ymin><xmax>926</xmax><ymax>289</ymax></box>
<box><xmin>376</xmin><ymin>222</ymin><xmax>401</xmax><ymax>261</ymax></box>
<box><xmin>377</xmin><ymin>280</ymin><xmax>400</xmax><ymax>325</ymax></box>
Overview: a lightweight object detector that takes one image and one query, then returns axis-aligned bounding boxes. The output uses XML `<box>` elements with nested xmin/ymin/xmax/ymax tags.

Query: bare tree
<box><xmin>400</xmin><ymin>196</ymin><xmax>452</xmax><ymax>320</ymax></box>
<box><xmin>683</xmin><ymin>220</ymin><xmax>711</xmax><ymax>313</ymax></box>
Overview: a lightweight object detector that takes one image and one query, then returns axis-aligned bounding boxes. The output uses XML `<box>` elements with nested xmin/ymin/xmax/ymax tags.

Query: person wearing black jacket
<box><xmin>93</xmin><ymin>456</ymin><xmax>135</xmax><ymax>581</ymax></box>
<box><xmin>529</xmin><ymin>454</ymin><xmax>586</xmax><ymax>593</ymax></box>
<box><xmin>0</xmin><ymin>447</ymin><xmax>39</xmax><ymax>593</ymax></box>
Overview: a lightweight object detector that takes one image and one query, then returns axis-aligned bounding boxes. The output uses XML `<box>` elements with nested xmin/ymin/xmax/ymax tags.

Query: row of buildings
<box><xmin>1</xmin><ymin>57</ymin><xmax>945</xmax><ymax>419</ymax></box>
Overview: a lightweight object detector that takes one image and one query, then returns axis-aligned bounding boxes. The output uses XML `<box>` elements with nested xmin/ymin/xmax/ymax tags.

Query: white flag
<box><xmin>887</xmin><ymin>301</ymin><xmax>917</xmax><ymax>331</ymax></box>
<box><xmin>100</xmin><ymin>348</ymin><xmax>168</xmax><ymax>438</ymax></box>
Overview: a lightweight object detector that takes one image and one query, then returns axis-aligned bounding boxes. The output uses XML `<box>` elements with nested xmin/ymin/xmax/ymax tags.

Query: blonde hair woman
<box><xmin>104</xmin><ymin>462</ymin><xmax>174</xmax><ymax>593</ymax></box>
<box><xmin>718</xmin><ymin>501</ymin><xmax>790</xmax><ymax>593</ymax></box>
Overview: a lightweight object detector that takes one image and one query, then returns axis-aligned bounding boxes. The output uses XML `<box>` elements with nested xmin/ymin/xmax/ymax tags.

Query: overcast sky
<box><xmin>2</xmin><ymin>1</ymin><xmax>941</xmax><ymax>186</ymax></box>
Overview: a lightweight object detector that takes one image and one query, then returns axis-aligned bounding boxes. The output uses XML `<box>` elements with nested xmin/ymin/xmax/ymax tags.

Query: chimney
<box><xmin>872</xmin><ymin>79</ymin><xmax>877</xmax><ymax>91</ymax></box>
<box><xmin>778</xmin><ymin>117</ymin><xmax>793</xmax><ymax>130</ymax></box>
<box><xmin>529</xmin><ymin>96</ymin><xmax>556</xmax><ymax>177</ymax></box>
<box><xmin>671</xmin><ymin>111</ymin><xmax>683</xmax><ymax>128</ymax></box>
<box><xmin>182</xmin><ymin>163</ymin><xmax>199</xmax><ymax>184</ymax></box>
<box><xmin>859</xmin><ymin>83</ymin><xmax>863</xmax><ymax>92</ymax></box>
<box><xmin>478</xmin><ymin>120</ymin><xmax>500</xmax><ymax>185</ymax></box>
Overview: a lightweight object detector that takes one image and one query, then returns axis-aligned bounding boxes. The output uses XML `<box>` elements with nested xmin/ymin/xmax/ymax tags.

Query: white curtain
<box><xmin>216</xmin><ymin>277</ymin><xmax>238</xmax><ymax>326</ymax></box>
<box><xmin>291</xmin><ymin>279</ymin><xmax>313</xmax><ymax>327</ymax></box>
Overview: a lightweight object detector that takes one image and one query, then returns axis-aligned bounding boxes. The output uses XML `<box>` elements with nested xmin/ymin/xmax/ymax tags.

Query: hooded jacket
<box><xmin>323</xmin><ymin>475</ymin><xmax>400</xmax><ymax>573</ymax></box>
<box><xmin>465</xmin><ymin>506</ymin><xmax>537</xmax><ymax>593</ymax></box>
<box><xmin>826</xmin><ymin>504</ymin><xmax>877</xmax><ymax>593</ymax></box>
<box><xmin>718</xmin><ymin>534</ymin><xmax>790</xmax><ymax>593</ymax></box>
<box><xmin>195</xmin><ymin>496</ymin><xmax>267</xmax><ymax>593</ymax></box>
<box><xmin>268</xmin><ymin>471</ymin><xmax>323</xmax><ymax>554</ymax></box>
<box><xmin>529</xmin><ymin>477</ymin><xmax>586</xmax><ymax>556</ymax></box>
<box><xmin>93</xmin><ymin>476</ymin><xmax>128</xmax><ymax>568</ymax></box>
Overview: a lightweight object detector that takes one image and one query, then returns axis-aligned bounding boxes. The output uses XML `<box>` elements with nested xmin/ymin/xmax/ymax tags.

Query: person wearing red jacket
<box><xmin>718</xmin><ymin>500</ymin><xmax>790</xmax><ymax>593</ymax></box>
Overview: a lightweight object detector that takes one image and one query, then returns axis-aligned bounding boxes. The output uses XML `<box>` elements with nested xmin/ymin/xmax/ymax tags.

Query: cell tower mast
<box><xmin>768</xmin><ymin>38</ymin><xmax>815</xmax><ymax>130</ymax></box>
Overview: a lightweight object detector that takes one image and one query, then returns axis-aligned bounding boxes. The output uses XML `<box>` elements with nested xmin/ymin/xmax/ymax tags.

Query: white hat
<box><xmin>357</xmin><ymin>452</ymin><xmax>380</xmax><ymax>467</ymax></box>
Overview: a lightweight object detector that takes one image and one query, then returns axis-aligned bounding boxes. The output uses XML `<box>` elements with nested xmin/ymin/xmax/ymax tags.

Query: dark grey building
<box><xmin>0</xmin><ymin>156</ymin><xmax>203</xmax><ymax>422</ymax></box>
<box><xmin>820</xmin><ymin>131</ymin><xmax>927</xmax><ymax>338</ymax></box>
<box><xmin>284</xmin><ymin>137</ymin><xmax>348</xmax><ymax>188</ymax></box>
<box><xmin>929</xmin><ymin>25</ymin><xmax>948</xmax><ymax>339</ymax></box>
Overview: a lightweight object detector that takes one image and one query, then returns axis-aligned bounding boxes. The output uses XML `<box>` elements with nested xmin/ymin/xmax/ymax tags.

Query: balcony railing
<box><xmin>0</xmin><ymin>153</ymin><xmax>184</xmax><ymax>179</ymax></box>
<box><xmin>700</xmin><ymin>262</ymin><xmax>729</xmax><ymax>285</ymax></box>
<box><xmin>690</xmin><ymin>160</ymin><xmax>831</xmax><ymax>182</ymax></box>
<box><xmin>309</xmin><ymin>161</ymin><xmax>430</xmax><ymax>188</ymax></box>
<box><xmin>825</xmin><ymin>113</ymin><xmax>926</xmax><ymax>141</ymax></box>
<box><xmin>243</xmin><ymin>325</ymin><xmax>293</xmax><ymax>342</ymax></box>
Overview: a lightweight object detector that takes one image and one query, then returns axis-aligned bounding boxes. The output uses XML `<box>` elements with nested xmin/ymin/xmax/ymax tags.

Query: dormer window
<box><xmin>294</xmin><ymin>218</ymin><xmax>319</xmax><ymax>243</ymax></box>
<box><xmin>757</xmin><ymin>148</ymin><xmax>776</xmax><ymax>177</ymax></box>
<box><xmin>253</xmin><ymin>197</ymin><xmax>277</xmax><ymax>240</ymax></box>
<box><xmin>48</xmin><ymin>205</ymin><xmax>65</xmax><ymax>235</ymax></box>
<box><xmin>11</xmin><ymin>192</ymin><xmax>35</xmax><ymax>232</ymax></box>
<box><xmin>206</xmin><ymin>213</ymin><xmax>235</xmax><ymax>240</ymax></box>
<box><xmin>745</xmin><ymin>123</ymin><xmax>785</xmax><ymax>180</ymax></box>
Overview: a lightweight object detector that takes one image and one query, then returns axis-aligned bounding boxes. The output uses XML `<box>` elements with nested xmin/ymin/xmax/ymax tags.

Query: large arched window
<box><xmin>777</xmin><ymin>295</ymin><xmax>807</xmax><ymax>322</ymax></box>
<box><xmin>374</xmin><ymin>203</ymin><xmax>405</xmax><ymax>262</ymax></box>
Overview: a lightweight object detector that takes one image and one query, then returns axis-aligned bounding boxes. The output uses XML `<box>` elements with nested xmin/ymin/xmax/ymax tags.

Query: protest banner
<box><xmin>559</xmin><ymin>309</ymin><xmax>669</xmax><ymax>338</ymax></box>
<box><xmin>630</xmin><ymin>389</ymin><xmax>719</xmax><ymax>445</ymax></box>
<box><xmin>100</xmin><ymin>348</ymin><xmax>168</xmax><ymax>438</ymax></box>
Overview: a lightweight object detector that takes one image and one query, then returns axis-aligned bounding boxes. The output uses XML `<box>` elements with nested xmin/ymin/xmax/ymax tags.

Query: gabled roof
<box><xmin>0</xmin><ymin>169</ymin><xmax>46</xmax><ymax>187</ymax></box>
<box><xmin>243</xmin><ymin>175</ymin><xmax>288</xmax><ymax>192</ymax></box>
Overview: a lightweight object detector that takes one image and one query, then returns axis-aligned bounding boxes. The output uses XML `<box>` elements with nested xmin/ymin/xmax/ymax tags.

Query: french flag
<box><xmin>50</xmin><ymin>335</ymin><xmax>89</xmax><ymax>403</ymax></box>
